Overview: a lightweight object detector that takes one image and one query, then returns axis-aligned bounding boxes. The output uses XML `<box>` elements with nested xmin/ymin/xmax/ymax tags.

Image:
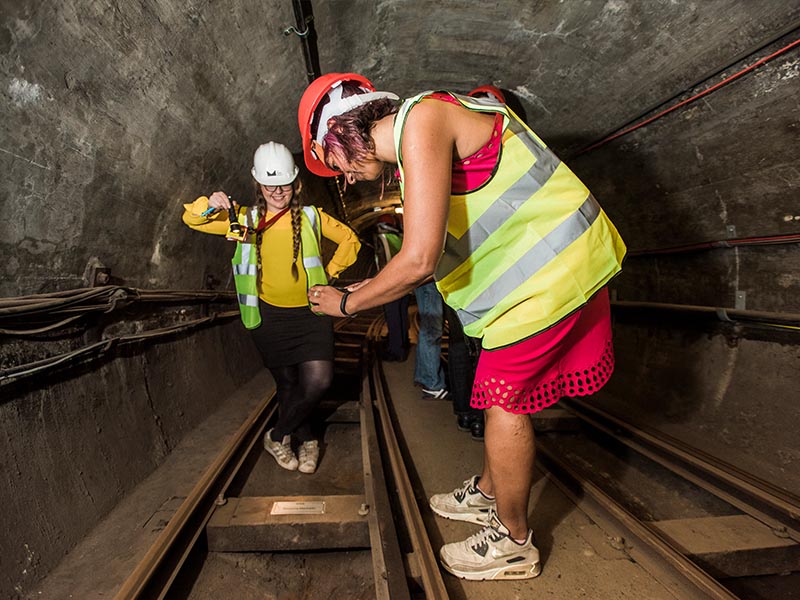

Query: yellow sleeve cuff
<box><xmin>184</xmin><ymin>196</ymin><xmax>210</xmax><ymax>217</ymax></box>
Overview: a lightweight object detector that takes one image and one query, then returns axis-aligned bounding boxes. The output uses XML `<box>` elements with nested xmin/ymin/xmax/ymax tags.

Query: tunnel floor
<box><xmin>31</xmin><ymin>349</ymin><xmax>685</xmax><ymax>599</ymax></box>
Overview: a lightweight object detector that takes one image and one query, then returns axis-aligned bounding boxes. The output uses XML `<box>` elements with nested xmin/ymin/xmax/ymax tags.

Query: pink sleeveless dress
<box><xmin>428</xmin><ymin>93</ymin><xmax>615</xmax><ymax>414</ymax></box>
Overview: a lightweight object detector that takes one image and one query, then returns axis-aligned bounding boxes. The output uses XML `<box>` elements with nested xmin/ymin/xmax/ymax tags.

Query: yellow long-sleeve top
<box><xmin>182</xmin><ymin>197</ymin><xmax>360</xmax><ymax>308</ymax></box>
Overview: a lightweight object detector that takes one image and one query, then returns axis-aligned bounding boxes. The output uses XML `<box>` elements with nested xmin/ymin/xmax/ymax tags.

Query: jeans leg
<box><xmin>414</xmin><ymin>282</ymin><xmax>446</xmax><ymax>389</ymax></box>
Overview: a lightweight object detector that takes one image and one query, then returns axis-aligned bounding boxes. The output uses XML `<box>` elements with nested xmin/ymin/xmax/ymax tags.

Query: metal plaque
<box><xmin>270</xmin><ymin>501</ymin><xmax>326</xmax><ymax>515</ymax></box>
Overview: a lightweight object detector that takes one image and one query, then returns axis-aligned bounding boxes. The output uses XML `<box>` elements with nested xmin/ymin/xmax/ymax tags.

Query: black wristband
<box><xmin>340</xmin><ymin>290</ymin><xmax>357</xmax><ymax>317</ymax></box>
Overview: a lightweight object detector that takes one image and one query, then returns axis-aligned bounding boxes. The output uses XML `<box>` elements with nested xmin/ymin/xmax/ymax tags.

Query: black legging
<box><xmin>269</xmin><ymin>359</ymin><xmax>333</xmax><ymax>442</ymax></box>
<box><xmin>444</xmin><ymin>304</ymin><xmax>481</xmax><ymax>417</ymax></box>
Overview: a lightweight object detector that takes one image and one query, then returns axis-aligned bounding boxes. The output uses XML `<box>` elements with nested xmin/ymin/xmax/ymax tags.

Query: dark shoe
<box><xmin>456</xmin><ymin>414</ymin><xmax>474</xmax><ymax>432</ymax></box>
<box><xmin>381</xmin><ymin>350</ymin><xmax>407</xmax><ymax>362</ymax></box>
<box><xmin>470</xmin><ymin>418</ymin><xmax>485</xmax><ymax>441</ymax></box>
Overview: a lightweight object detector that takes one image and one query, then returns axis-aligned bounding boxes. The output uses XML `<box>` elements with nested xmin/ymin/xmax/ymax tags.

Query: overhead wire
<box><xmin>564</xmin><ymin>33</ymin><xmax>800</xmax><ymax>334</ymax></box>
<box><xmin>0</xmin><ymin>315</ymin><xmax>86</xmax><ymax>336</ymax></box>
<box><xmin>1</xmin><ymin>286</ymin><xmax>240</xmax><ymax>383</ymax></box>
<box><xmin>0</xmin><ymin>310</ymin><xmax>240</xmax><ymax>385</ymax></box>
<box><xmin>627</xmin><ymin>233</ymin><xmax>800</xmax><ymax>258</ymax></box>
<box><xmin>611</xmin><ymin>300</ymin><xmax>800</xmax><ymax>333</ymax></box>
<box><xmin>575</xmin><ymin>35</ymin><xmax>800</xmax><ymax>156</ymax></box>
<box><xmin>0</xmin><ymin>286</ymin><xmax>236</xmax><ymax>333</ymax></box>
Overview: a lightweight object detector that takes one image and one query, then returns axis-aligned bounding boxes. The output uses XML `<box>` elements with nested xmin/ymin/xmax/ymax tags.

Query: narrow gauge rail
<box><xmin>535</xmin><ymin>399</ymin><xmax>800</xmax><ymax>599</ymax></box>
<box><xmin>114</xmin><ymin>310</ymin><xmax>446</xmax><ymax>600</ymax></box>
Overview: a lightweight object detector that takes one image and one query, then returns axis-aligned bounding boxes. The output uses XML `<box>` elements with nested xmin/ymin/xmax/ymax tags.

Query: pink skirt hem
<box><xmin>470</xmin><ymin>289</ymin><xmax>614</xmax><ymax>415</ymax></box>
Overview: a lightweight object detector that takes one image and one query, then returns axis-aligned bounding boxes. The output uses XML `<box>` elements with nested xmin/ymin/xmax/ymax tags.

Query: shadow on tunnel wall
<box><xmin>500</xmin><ymin>88</ymin><xmax>528</xmax><ymax>126</ymax></box>
<box><xmin>0</xmin><ymin>317</ymin><xmax>261</xmax><ymax>595</ymax></box>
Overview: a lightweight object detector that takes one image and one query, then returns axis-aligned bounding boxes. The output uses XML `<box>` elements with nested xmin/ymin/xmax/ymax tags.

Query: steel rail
<box><xmin>114</xmin><ymin>390</ymin><xmax>277</xmax><ymax>599</ymax></box>
<box><xmin>360</xmin><ymin>319</ymin><xmax>411</xmax><ymax>599</ymax></box>
<box><xmin>564</xmin><ymin>401</ymin><xmax>800</xmax><ymax>544</ymax></box>
<box><xmin>537</xmin><ymin>443</ymin><xmax>740</xmax><ymax>599</ymax></box>
<box><xmin>359</xmin><ymin>314</ymin><xmax>447</xmax><ymax>597</ymax></box>
<box><xmin>115</xmin><ymin>312</ymin><xmax>441</xmax><ymax>599</ymax></box>
<box><xmin>564</xmin><ymin>398</ymin><xmax>800</xmax><ymax>537</ymax></box>
<box><xmin>371</xmin><ymin>353</ymin><xmax>449</xmax><ymax>598</ymax></box>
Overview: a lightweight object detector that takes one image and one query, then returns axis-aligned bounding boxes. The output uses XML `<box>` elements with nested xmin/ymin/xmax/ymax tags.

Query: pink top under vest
<box><xmin>421</xmin><ymin>92</ymin><xmax>616</xmax><ymax>414</ymax></box>
<box><xmin>427</xmin><ymin>92</ymin><xmax>503</xmax><ymax>193</ymax></box>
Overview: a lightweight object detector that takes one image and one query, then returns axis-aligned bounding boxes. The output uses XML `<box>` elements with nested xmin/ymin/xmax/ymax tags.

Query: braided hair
<box><xmin>289</xmin><ymin>180</ymin><xmax>303</xmax><ymax>281</ymax></box>
<box><xmin>254</xmin><ymin>180</ymin><xmax>304</xmax><ymax>281</ymax></box>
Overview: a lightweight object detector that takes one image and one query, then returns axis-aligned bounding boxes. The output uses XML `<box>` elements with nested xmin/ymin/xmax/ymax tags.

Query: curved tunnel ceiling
<box><xmin>1</xmin><ymin>1</ymin><xmax>799</xmax><ymax>297</ymax></box>
<box><xmin>2</xmin><ymin>4</ymin><xmax>800</xmax><ymax>595</ymax></box>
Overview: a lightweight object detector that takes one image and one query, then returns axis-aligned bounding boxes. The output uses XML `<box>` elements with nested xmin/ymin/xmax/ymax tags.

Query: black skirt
<box><xmin>249</xmin><ymin>301</ymin><xmax>334</xmax><ymax>368</ymax></box>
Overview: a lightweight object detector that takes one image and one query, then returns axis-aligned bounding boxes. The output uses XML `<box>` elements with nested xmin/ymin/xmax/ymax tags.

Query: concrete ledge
<box><xmin>207</xmin><ymin>494</ymin><xmax>370</xmax><ymax>552</ymax></box>
<box><xmin>651</xmin><ymin>514</ymin><xmax>800</xmax><ymax>577</ymax></box>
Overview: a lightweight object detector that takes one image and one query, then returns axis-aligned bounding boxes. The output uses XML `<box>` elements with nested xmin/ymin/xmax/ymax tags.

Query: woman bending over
<box><xmin>297</xmin><ymin>74</ymin><xmax>625</xmax><ymax>579</ymax></box>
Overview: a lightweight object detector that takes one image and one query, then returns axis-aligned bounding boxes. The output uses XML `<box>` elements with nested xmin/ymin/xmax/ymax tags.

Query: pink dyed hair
<box><xmin>321</xmin><ymin>94</ymin><xmax>399</xmax><ymax>169</ymax></box>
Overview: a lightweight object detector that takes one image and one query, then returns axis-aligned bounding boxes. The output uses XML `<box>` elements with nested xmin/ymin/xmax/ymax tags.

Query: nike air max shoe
<box><xmin>429</xmin><ymin>475</ymin><xmax>496</xmax><ymax>525</ymax></box>
<box><xmin>440</xmin><ymin>510</ymin><xmax>541</xmax><ymax>581</ymax></box>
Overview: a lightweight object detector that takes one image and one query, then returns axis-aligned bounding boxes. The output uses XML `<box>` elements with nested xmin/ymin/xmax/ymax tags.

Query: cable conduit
<box><xmin>626</xmin><ymin>232</ymin><xmax>800</xmax><ymax>257</ymax></box>
<box><xmin>575</xmin><ymin>30</ymin><xmax>800</xmax><ymax>156</ymax></box>
<box><xmin>0</xmin><ymin>286</ymin><xmax>236</xmax><ymax>332</ymax></box>
<box><xmin>0</xmin><ymin>310</ymin><xmax>240</xmax><ymax>386</ymax></box>
<box><xmin>612</xmin><ymin>300</ymin><xmax>800</xmax><ymax>329</ymax></box>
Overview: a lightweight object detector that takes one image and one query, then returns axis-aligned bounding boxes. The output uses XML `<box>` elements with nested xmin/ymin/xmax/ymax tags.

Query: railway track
<box><xmin>535</xmin><ymin>399</ymin><xmax>800</xmax><ymax>599</ymax></box>
<box><xmin>114</xmin><ymin>310</ymin><xmax>446</xmax><ymax>599</ymax></box>
<box><xmin>109</xmin><ymin>307</ymin><xmax>799</xmax><ymax>599</ymax></box>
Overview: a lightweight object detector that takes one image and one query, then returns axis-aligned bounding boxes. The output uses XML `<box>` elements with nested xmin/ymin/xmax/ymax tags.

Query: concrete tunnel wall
<box><xmin>1</xmin><ymin>0</ymin><xmax>799</xmax><ymax>594</ymax></box>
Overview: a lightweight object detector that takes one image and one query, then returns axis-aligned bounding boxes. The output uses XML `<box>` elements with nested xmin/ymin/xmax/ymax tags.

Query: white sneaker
<box><xmin>298</xmin><ymin>440</ymin><xmax>320</xmax><ymax>474</ymax></box>
<box><xmin>263</xmin><ymin>428</ymin><xmax>298</xmax><ymax>471</ymax></box>
<box><xmin>440</xmin><ymin>510</ymin><xmax>541</xmax><ymax>581</ymax></box>
<box><xmin>421</xmin><ymin>388</ymin><xmax>450</xmax><ymax>400</ymax></box>
<box><xmin>429</xmin><ymin>476</ymin><xmax>496</xmax><ymax>525</ymax></box>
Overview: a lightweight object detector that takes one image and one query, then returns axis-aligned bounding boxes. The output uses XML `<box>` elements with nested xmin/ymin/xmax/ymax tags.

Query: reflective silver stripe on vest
<box><xmin>459</xmin><ymin>94</ymin><xmax>503</xmax><ymax>108</ymax></box>
<box><xmin>238</xmin><ymin>293</ymin><xmax>259</xmax><ymax>307</ymax></box>
<box><xmin>303</xmin><ymin>206</ymin><xmax>319</xmax><ymax>238</ymax></box>
<box><xmin>233</xmin><ymin>263</ymin><xmax>257</xmax><ymax>276</ymax></box>
<box><xmin>240</xmin><ymin>243</ymin><xmax>254</xmax><ymax>265</ymax></box>
<box><xmin>303</xmin><ymin>256</ymin><xmax>323</xmax><ymax>269</ymax></box>
<box><xmin>436</xmin><ymin>126</ymin><xmax>561</xmax><ymax>279</ymax></box>
<box><xmin>456</xmin><ymin>194</ymin><xmax>601</xmax><ymax>326</ymax></box>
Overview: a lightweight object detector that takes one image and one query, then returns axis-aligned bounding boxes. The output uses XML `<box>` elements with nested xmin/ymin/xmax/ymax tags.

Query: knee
<box><xmin>305</xmin><ymin>371</ymin><xmax>333</xmax><ymax>398</ymax></box>
<box><xmin>486</xmin><ymin>407</ymin><xmax>534</xmax><ymax>433</ymax></box>
<box><xmin>271</xmin><ymin>371</ymin><xmax>300</xmax><ymax>393</ymax></box>
<box><xmin>316</xmin><ymin>370</ymin><xmax>334</xmax><ymax>393</ymax></box>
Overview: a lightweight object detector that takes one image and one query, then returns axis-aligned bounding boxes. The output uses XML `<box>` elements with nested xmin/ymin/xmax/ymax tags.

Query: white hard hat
<box><xmin>251</xmin><ymin>142</ymin><xmax>299</xmax><ymax>185</ymax></box>
<box><xmin>313</xmin><ymin>82</ymin><xmax>399</xmax><ymax>145</ymax></box>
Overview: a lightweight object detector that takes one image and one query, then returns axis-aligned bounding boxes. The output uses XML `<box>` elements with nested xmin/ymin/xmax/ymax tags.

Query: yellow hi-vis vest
<box><xmin>231</xmin><ymin>205</ymin><xmax>328</xmax><ymax>329</ymax></box>
<box><xmin>393</xmin><ymin>92</ymin><xmax>627</xmax><ymax>349</ymax></box>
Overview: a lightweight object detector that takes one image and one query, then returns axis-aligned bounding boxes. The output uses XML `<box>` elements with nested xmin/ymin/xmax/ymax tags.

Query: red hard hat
<box><xmin>298</xmin><ymin>73</ymin><xmax>377</xmax><ymax>178</ymax></box>
<box><xmin>468</xmin><ymin>85</ymin><xmax>506</xmax><ymax>104</ymax></box>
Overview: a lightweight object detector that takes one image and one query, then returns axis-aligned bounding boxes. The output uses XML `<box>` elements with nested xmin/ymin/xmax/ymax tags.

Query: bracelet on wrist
<box><xmin>340</xmin><ymin>290</ymin><xmax>357</xmax><ymax>317</ymax></box>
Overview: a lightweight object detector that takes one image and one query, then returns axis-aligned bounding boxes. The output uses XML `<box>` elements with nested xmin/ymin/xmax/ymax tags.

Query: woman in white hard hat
<box><xmin>298</xmin><ymin>75</ymin><xmax>626</xmax><ymax>581</ymax></box>
<box><xmin>182</xmin><ymin>141</ymin><xmax>361</xmax><ymax>474</ymax></box>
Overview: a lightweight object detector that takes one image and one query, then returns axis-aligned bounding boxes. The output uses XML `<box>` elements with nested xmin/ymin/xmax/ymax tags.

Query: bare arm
<box><xmin>309</xmin><ymin>101</ymin><xmax>454</xmax><ymax>315</ymax></box>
